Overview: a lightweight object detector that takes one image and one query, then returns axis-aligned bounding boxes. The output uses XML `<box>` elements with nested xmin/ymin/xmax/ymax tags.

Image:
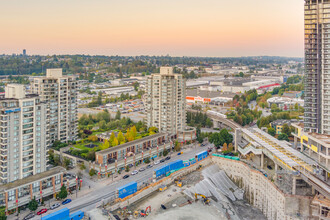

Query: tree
<box><xmin>278</xmin><ymin>133</ymin><xmax>289</xmax><ymax>142</ymax></box>
<box><xmin>115</xmin><ymin>110</ymin><xmax>121</xmax><ymax>120</ymax></box>
<box><xmin>268</xmin><ymin>127</ymin><xmax>276</xmax><ymax>136</ymax></box>
<box><xmin>28</xmin><ymin>197</ymin><xmax>38</xmax><ymax>212</ymax></box>
<box><xmin>112</xmin><ymin>137</ymin><xmax>119</xmax><ymax>146</ymax></box>
<box><xmin>205</xmin><ymin>118</ymin><xmax>213</xmax><ymax>128</ymax></box>
<box><xmin>148</xmin><ymin>127</ymin><xmax>158</xmax><ymax>135</ymax></box>
<box><xmin>228</xmin><ymin>143</ymin><xmax>233</xmax><ymax>151</ymax></box>
<box><xmin>294</xmin><ymin>103</ymin><xmax>299</xmax><ymax>111</ymax></box>
<box><xmin>117</xmin><ymin>132</ymin><xmax>125</xmax><ymax>144</ymax></box>
<box><xmin>223</xmin><ymin>143</ymin><xmax>228</xmax><ymax>151</ymax></box>
<box><xmin>62</xmin><ymin>157</ymin><xmax>71</xmax><ymax>169</ymax></box>
<box><xmin>98</xmin><ymin>120</ymin><xmax>107</xmax><ymax>130</ymax></box>
<box><xmin>79</xmin><ymin>163</ymin><xmax>86</xmax><ymax>171</ymax></box>
<box><xmin>89</xmin><ymin>168</ymin><xmax>97</xmax><ymax>176</ymax></box>
<box><xmin>88</xmin><ymin>135</ymin><xmax>98</xmax><ymax>142</ymax></box>
<box><xmin>282</xmin><ymin>124</ymin><xmax>291</xmax><ymax>136</ymax></box>
<box><xmin>100</xmin><ymin>139</ymin><xmax>110</xmax><ymax>150</ymax></box>
<box><xmin>174</xmin><ymin>141</ymin><xmax>181</xmax><ymax>152</ymax></box>
<box><xmin>109</xmin><ymin>132</ymin><xmax>116</xmax><ymax>145</ymax></box>
<box><xmin>130</xmin><ymin>126</ymin><xmax>137</xmax><ymax>139</ymax></box>
<box><xmin>58</xmin><ymin>185</ymin><xmax>68</xmax><ymax>200</ymax></box>
<box><xmin>163</xmin><ymin>149</ymin><xmax>168</xmax><ymax>157</ymax></box>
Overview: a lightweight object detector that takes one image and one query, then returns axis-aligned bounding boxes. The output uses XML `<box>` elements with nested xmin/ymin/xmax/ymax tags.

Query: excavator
<box><xmin>194</xmin><ymin>193</ymin><xmax>210</xmax><ymax>205</ymax></box>
<box><xmin>134</xmin><ymin>206</ymin><xmax>151</xmax><ymax>218</ymax></box>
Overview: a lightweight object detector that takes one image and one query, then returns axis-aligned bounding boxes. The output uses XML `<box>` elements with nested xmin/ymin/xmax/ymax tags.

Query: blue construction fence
<box><xmin>116</xmin><ymin>151</ymin><xmax>209</xmax><ymax>199</ymax></box>
<box><xmin>117</xmin><ymin>181</ymin><xmax>138</xmax><ymax>199</ymax></box>
<box><xmin>154</xmin><ymin>150</ymin><xmax>208</xmax><ymax>178</ymax></box>
<box><xmin>41</xmin><ymin>208</ymin><xmax>84</xmax><ymax>220</ymax></box>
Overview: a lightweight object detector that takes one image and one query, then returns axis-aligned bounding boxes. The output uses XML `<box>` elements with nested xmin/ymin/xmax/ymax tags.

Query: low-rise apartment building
<box><xmin>0</xmin><ymin>167</ymin><xmax>76</xmax><ymax>213</ymax></box>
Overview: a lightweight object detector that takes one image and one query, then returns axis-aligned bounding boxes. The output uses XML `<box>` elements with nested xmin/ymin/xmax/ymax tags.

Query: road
<box><xmin>30</xmin><ymin>144</ymin><xmax>212</xmax><ymax>219</ymax></box>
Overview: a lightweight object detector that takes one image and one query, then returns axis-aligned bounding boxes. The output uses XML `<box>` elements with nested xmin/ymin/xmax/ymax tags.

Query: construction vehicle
<box><xmin>139</xmin><ymin>206</ymin><xmax>151</xmax><ymax>217</ymax></box>
<box><xmin>174</xmin><ymin>178</ymin><xmax>183</xmax><ymax>187</ymax></box>
<box><xmin>197</xmin><ymin>164</ymin><xmax>203</xmax><ymax>170</ymax></box>
<box><xmin>159</xmin><ymin>184</ymin><xmax>167</xmax><ymax>192</ymax></box>
<box><xmin>194</xmin><ymin>193</ymin><xmax>210</xmax><ymax>205</ymax></box>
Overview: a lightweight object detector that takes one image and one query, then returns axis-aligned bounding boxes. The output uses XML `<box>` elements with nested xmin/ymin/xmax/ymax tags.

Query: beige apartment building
<box><xmin>0</xmin><ymin>84</ymin><xmax>47</xmax><ymax>183</ymax></box>
<box><xmin>145</xmin><ymin>67</ymin><xmax>186</xmax><ymax>135</ymax></box>
<box><xmin>32</xmin><ymin>69</ymin><xmax>78</xmax><ymax>146</ymax></box>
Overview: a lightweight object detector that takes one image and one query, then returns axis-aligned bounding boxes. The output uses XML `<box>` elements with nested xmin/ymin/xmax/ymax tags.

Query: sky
<box><xmin>0</xmin><ymin>0</ymin><xmax>304</xmax><ymax>57</ymax></box>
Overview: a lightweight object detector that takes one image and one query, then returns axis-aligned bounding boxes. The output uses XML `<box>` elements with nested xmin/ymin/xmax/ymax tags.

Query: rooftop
<box><xmin>95</xmin><ymin>132</ymin><xmax>167</xmax><ymax>155</ymax></box>
<box><xmin>0</xmin><ymin>167</ymin><xmax>66</xmax><ymax>191</ymax></box>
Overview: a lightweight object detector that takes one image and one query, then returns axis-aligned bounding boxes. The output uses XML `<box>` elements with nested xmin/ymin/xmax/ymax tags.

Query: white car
<box><xmin>131</xmin><ymin>170</ymin><xmax>138</xmax><ymax>175</ymax></box>
<box><xmin>50</xmin><ymin>203</ymin><xmax>60</xmax><ymax>210</ymax></box>
<box><xmin>154</xmin><ymin>160</ymin><xmax>160</xmax><ymax>165</ymax></box>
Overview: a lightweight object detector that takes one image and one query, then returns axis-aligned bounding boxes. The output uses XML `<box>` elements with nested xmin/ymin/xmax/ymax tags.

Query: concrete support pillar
<box><xmin>234</xmin><ymin>129</ymin><xmax>238</xmax><ymax>153</ymax></box>
<box><xmin>293</xmin><ymin>136</ymin><xmax>297</xmax><ymax>149</ymax></box>
<box><xmin>30</xmin><ymin>184</ymin><xmax>33</xmax><ymax>200</ymax></box>
<box><xmin>292</xmin><ymin>176</ymin><xmax>296</xmax><ymax>195</ymax></box>
<box><xmin>274</xmin><ymin>163</ymin><xmax>278</xmax><ymax>179</ymax></box>
<box><xmin>261</xmin><ymin>153</ymin><xmax>264</xmax><ymax>169</ymax></box>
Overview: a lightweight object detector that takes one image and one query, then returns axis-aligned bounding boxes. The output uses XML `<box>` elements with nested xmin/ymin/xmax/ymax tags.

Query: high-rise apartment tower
<box><xmin>32</xmin><ymin>69</ymin><xmax>78</xmax><ymax>146</ymax></box>
<box><xmin>145</xmin><ymin>67</ymin><xmax>186</xmax><ymax>134</ymax></box>
<box><xmin>304</xmin><ymin>0</ymin><xmax>330</xmax><ymax>134</ymax></box>
<box><xmin>0</xmin><ymin>84</ymin><xmax>47</xmax><ymax>183</ymax></box>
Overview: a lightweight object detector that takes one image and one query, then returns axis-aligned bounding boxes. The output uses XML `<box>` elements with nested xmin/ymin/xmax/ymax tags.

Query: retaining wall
<box><xmin>211</xmin><ymin>156</ymin><xmax>313</xmax><ymax>220</ymax></box>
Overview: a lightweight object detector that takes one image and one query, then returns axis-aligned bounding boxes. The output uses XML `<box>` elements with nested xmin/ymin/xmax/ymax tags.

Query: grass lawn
<box><xmin>73</xmin><ymin>142</ymin><xmax>102</xmax><ymax>151</ymax></box>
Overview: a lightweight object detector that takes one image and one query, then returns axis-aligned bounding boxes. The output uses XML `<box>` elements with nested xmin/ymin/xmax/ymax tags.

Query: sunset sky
<box><xmin>0</xmin><ymin>0</ymin><xmax>304</xmax><ymax>57</ymax></box>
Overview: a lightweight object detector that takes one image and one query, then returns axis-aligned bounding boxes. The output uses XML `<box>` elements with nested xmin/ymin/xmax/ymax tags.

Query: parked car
<box><xmin>23</xmin><ymin>213</ymin><xmax>35</xmax><ymax>220</ymax></box>
<box><xmin>267</xmin><ymin>165</ymin><xmax>273</xmax><ymax>170</ymax></box>
<box><xmin>123</xmin><ymin>174</ymin><xmax>130</xmax><ymax>179</ymax></box>
<box><xmin>146</xmin><ymin>164</ymin><xmax>153</xmax><ymax>169</ymax></box>
<box><xmin>50</xmin><ymin>203</ymin><xmax>60</xmax><ymax>210</ymax></box>
<box><xmin>128</xmin><ymin>164</ymin><xmax>134</xmax><ymax>168</ymax></box>
<box><xmin>160</xmin><ymin>159</ymin><xmax>165</xmax><ymax>163</ymax></box>
<box><xmin>154</xmin><ymin>160</ymin><xmax>160</xmax><ymax>165</ymax></box>
<box><xmin>62</xmin><ymin>199</ymin><xmax>72</xmax><ymax>205</ymax></box>
<box><xmin>37</xmin><ymin>209</ymin><xmax>48</xmax><ymax>215</ymax></box>
<box><xmin>131</xmin><ymin>170</ymin><xmax>138</xmax><ymax>175</ymax></box>
<box><xmin>113</xmin><ymin>214</ymin><xmax>121</xmax><ymax>220</ymax></box>
<box><xmin>165</xmin><ymin>156</ymin><xmax>171</xmax><ymax>161</ymax></box>
<box><xmin>139</xmin><ymin>167</ymin><xmax>145</xmax><ymax>172</ymax></box>
<box><xmin>177</xmin><ymin>152</ymin><xmax>182</xmax><ymax>155</ymax></box>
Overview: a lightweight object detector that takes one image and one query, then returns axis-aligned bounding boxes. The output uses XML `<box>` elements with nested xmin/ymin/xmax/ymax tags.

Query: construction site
<box><xmin>91</xmin><ymin>164</ymin><xmax>266</xmax><ymax>220</ymax></box>
<box><xmin>85</xmin><ymin>127</ymin><xmax>330</xmax><ymax>220</ymax></box>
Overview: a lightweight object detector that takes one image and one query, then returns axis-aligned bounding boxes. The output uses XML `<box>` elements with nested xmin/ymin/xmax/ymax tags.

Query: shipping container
<box><xmin>41</xmin><ymin>208</ymin><xmax>69</xmax><ymax>220</ymax></box>
<box><xmin>117</xmin><ymin>182</ymin><xmax>138</xmax><ymax>199</ymax></box>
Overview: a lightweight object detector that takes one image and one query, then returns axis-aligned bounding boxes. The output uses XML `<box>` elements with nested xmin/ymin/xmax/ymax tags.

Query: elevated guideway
<box><xmin>240</xmin><ymin>128</ymin><xmax>330</xmax><ymax>199</ymax></box>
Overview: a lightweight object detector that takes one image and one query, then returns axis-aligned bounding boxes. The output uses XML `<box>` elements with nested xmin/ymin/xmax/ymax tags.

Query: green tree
<box><xmin>268</xmin><ymin>127</ymin><xmax>276</xmax><ymax>136</ymax></box>
<box><xmin>112</xmin><ymin>137</ymin><xmax>119</xmax><ymax>146</ymax></box>
<box><xmin>163</xmin><ymin>149</ymin><xmax>168</xmax><ymax>157</ymax></box>
<box><xmin>100</xmin><ymin>139</ymin><xmax>110</xmax><ymax>150</ymax></box>
<box><xmin>109</xmin><ymin>132</ymin><xmax>116</xmax><ymax>145</ymax></box>
<box><xmin>62</xmin><ymin>157</ymin><xmax>71</xmax><ymax>169</ymax></box>
<box><xmin>117</xmin><ymin>131</ymin><xmax>125</xmax><ymax>144</ymax></box>
<box><xmin>294</xmin><ymin>103</ymin><xmax>299</xmax><ymax>111</ymax></box>
<box><xmin>115</xmin><ymin>110</ymin><xmax>121</xmax><ymax>120</ymax></box>
<box><xmin>148</xmin><ymin>127</ymin><xmax>158</xmax><ymax>135</ymax></box>
<box><xmin>125</xmin><ymin>165</ymin><xmax>130</xmax><ymax>172</ymax></box>
<box><xmin>79</xmin><ymin>163</ymin><xmax>86</xmax><ymax>171</ymax></box>
<box><xmin>174</xmin><ymin>141</ymin><xmax>181</xmax><ymax>152</ymax></box>
<box><xmin>282</xmin><ymin>124</ymin><xmax>291</xmax><ymax>136</ymax></box>
<box><xmin>89</xmin><ymin>168</ymin><xmax>97</xmax><ymax>176</ymax></box>
<box><xmin>58</xmin><ymin>185</ymin><xmax>68</xmax><ymax>200</ymax></box>
<box><xmin>28</xmin><ymin>197</ymin><xmax>38</xmax><ymax>212</ymax></box>
<box><xmin>278</xmin><ymin>133</ymin><xmax>289</xmax><ymax>142</ymax></box>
